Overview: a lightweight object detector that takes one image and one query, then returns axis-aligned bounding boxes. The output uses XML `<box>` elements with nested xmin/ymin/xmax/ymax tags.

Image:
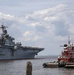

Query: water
<box><xmin>0</xmin><ymin>56</ymin><xmax>74</xmax><ymax>75</ymax></box>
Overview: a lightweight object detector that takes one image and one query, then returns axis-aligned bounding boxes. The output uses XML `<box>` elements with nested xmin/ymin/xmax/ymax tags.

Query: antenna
<box><xmin>68</xmin><ymin>36</ymin><xmax>70</xmax><ymax>45</ymax></box>
<box><xmin>0</xmin><ymin>24</ymin><xmax>8</xmax><ymax>35</ymax></box>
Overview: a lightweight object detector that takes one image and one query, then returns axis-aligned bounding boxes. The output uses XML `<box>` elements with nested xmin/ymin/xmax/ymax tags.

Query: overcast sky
<box><xmin>0</xmin><ymin>0</ymin><xmax>74</xmax><ymax>56</ymax></box>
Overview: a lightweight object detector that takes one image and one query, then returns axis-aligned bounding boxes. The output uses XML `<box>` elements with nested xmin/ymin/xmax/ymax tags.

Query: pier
<box><xmin>26</xmin><ymin>61</ymin><xmax>32</xmax><ymax>75</ymax></box>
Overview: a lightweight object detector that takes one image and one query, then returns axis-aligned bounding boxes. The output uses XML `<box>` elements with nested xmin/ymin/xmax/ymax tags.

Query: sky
<box><xmin>0</xmin><ymin>0</ymin><xmax>74</xmax><ymax>56</ymax></box>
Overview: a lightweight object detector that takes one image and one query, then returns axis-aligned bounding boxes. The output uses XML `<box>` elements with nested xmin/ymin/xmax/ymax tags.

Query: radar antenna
<box><xmin>68</xmin><ymin>36</ymin><xmax>70</xmax><ymax>45</ymax></box>
<box><xmin>0</xmin><ymin>25</ymin><xmax>8</xmax><ymax>35</ymax></box>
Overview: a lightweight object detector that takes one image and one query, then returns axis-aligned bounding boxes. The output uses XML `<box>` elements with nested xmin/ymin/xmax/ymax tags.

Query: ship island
<box><xmin>0</xmin><ymin>25</ymin><xmax>44</xmax><ymax>60</ymax></box>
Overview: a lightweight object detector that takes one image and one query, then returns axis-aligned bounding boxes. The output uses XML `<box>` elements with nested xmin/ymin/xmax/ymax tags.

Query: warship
<box><xmin>0</xmin><ymin>25</ymin><xmax>44</xmax><ymax>60</ymax></box>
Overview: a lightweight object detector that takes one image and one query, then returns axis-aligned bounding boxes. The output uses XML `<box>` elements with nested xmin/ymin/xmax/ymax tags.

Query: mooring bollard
<box><xmin>26</xmin><ymin>61</ymin><xmax>32</xmax><ymax>75</ymax></box>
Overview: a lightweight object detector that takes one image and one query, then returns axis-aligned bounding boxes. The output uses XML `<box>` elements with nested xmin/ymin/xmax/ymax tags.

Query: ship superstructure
<box><xmin>0</xmin><ymin>25</ymin><xmax>44</xmax><ymax>60</ymax></box>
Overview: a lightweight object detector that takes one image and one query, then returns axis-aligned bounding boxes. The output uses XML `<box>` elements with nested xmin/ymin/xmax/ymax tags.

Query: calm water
<box><xmin>0</xmin><ymin>56</ymin><xmax>74</xmax><ymax>75</ymax></box>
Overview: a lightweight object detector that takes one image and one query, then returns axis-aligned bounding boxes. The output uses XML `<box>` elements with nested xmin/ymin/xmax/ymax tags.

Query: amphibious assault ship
<box><xmin>0</xmin><ymin>25</ymin><xmax>44</xmax><ymax>60</ymax></box>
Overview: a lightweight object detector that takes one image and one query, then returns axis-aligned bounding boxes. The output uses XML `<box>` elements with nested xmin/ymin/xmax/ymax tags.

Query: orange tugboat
<box><xmin>43</xmin><ymin>36</ymin><xmax>74</xmax><ymax>68</ymax></box>
<box><xmin>58</xmin><ymin>36</ymin><xmax>74</xmax><ymax>68</ymax></box>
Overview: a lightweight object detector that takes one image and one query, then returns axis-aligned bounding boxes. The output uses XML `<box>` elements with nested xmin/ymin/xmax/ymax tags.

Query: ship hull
<box><xmin>0</xmin><ymin>48</ymin><xmax>39</xmax><ymax>60</ymax></box>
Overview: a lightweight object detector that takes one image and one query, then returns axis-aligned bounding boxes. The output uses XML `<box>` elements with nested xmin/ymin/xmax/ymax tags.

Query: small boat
<box><xmin>43</xmin><ymin>61</ymin><xmax>58</xmax><ymax>68</ymax></box>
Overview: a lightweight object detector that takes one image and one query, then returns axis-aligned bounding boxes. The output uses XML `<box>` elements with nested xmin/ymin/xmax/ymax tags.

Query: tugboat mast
<box><xmin>68</xmin><ymin>36</ymin><xmax>71</xmax><ymax>46</ymax></box>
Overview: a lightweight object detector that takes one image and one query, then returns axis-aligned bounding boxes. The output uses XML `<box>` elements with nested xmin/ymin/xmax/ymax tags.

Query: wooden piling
<box><xmin>26</xmin><ymin>61</ymin><xmax>32</xmax><ymax>75</ymax></box>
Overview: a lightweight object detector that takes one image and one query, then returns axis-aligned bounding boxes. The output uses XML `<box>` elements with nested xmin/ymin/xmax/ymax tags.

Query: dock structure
<box><xmin>26</xmin><ymin>61</ymin><xmax>32</xmax><ymax>75</ymax></box>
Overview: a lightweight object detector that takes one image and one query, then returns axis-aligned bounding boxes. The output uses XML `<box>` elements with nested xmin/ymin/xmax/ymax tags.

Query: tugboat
<box><xmin>43</xmin><ymin>36</ymin><xmax>74</xmax><ymax>68</ymax></box>
<box><xmin>58</xmin><ymin>36</ymin><xmax>74</xmax><ymax>68</ymax></box>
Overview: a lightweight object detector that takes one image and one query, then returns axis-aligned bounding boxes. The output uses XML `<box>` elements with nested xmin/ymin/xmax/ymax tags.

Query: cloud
<box><xmin>0</xmin><ymin>4</ymin><xmax>74</xmax><ymax>55</ymax></box>
<box><xmin>23</xmin><ymin>31</ymin><xmax>41</xmax><ymax>41</ymax></box>
<box><xmin>25</xmin><ymin>4</ymin><xmax>73</xmax><ymax>38</ymax></box>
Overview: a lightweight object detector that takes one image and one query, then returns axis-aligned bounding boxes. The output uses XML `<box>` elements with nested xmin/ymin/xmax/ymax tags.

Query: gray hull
<box><xmin>0</xmin><ymin>48</ymin><xmax>40</xmax><ymax>60</ymax></box>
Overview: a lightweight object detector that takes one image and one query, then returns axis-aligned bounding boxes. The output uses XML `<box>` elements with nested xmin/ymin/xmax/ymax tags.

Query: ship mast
<box><xmin>68</xmin><ymin>36</ymin><xmax>71</xmax><ymax>46</ymax></box>
<box><xmin>0</xmin><ymin>25</ymin><xmax>8</xmax><ymax>35</ymax></box>
<box><xmin>0</xmin><ymin>25</ymin><xmax>8</xmax><ymax>45</ymax></box>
